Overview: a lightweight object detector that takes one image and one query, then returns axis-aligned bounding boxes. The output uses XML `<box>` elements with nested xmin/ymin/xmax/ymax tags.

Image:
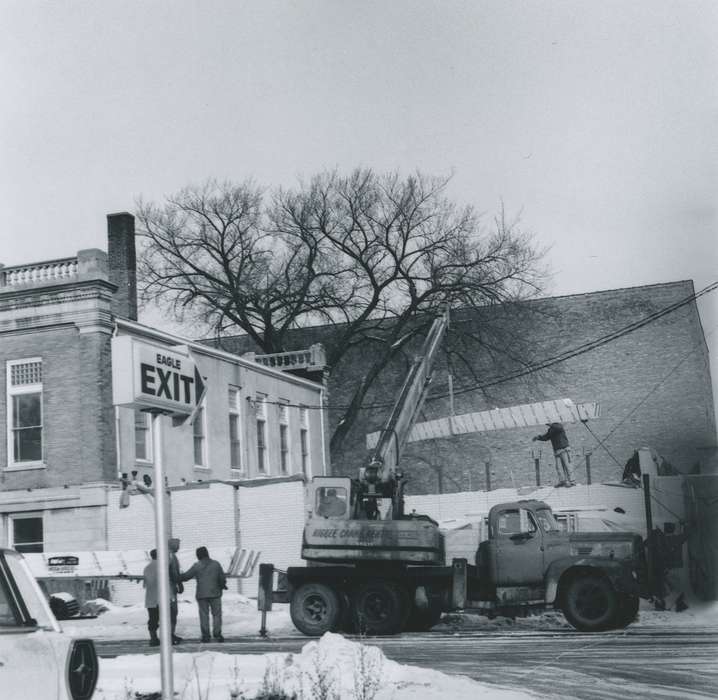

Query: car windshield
<box><xmin>2</xmin><ymin>551</ymin><xmax>58</xmax><ymax>630</ymax></box>
<box><xmin>536</xmin><ymin>508</ymin><xmax>561</xmax><ymax>532</ymax></box>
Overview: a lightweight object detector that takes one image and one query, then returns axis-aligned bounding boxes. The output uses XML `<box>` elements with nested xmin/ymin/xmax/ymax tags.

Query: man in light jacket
<box><xmin>143</xmin><ymin>549</ymin><xmax>181</xmax><ymax>646</ymax></box>
<box><xmin>179</xmin><ymin>546</ymin><xmax>227</xmax><ymax>642</ymax></box>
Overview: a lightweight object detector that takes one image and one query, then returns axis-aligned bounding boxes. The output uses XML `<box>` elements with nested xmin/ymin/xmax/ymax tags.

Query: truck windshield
<box><xmin>536</xmin><ymin>508</ymin><xmax>560</xmax><ymax>532</ymax></box>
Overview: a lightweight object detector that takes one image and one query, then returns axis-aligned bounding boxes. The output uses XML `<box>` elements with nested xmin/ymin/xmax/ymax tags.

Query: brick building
<box><xmin>0</xmin><ymin>214</ymin><xmax>327</xmax><ymax>557</ymax></box>
<box><xmin>215</xmin><ymin>281</ymin><xmax>718</xmax><ymax>494</ymax></box>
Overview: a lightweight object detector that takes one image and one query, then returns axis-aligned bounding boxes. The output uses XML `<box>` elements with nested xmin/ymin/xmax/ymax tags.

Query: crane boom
<box><xmin>364</xmin><ymin>309</ymin><xmax>449</xmax><ymax>491</ymax></box>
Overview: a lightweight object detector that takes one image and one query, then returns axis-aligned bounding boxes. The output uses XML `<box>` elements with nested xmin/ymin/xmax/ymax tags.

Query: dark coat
<box><xmin>179</xmin><ymin>557</ymin><xmax>226</xmax><ymax>599</ymax></box>
<box><xmin>535</xmin><ymin>422</ymin><xmax>569</xmax><ymax>452</ymax></box>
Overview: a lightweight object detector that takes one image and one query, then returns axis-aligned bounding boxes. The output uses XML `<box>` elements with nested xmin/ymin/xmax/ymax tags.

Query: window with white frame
<box><xmin>134</xmin><ymin>409</ymin><xmax>152</xmax><ymax>462</ymax></box>
<box><xmin>6</xmin><ymin>359</ymin><xmax>44</xmax><ymax>467</ymax></box>
<box><xmin>10</xmin><ymin>513</ymin><xmax>44</xmax><ymax>553</ymax></box>
<box><xmin>228</xmin><ymin>386</ymin><xmax>242</xmax><ymax>473</ymax></box>
<box><xmin>299</xmin><ymin>406</ymin><xmax>309</xmax><ymax>477</ymax></box>
<box><xmin>193</xmin><ymin>404</ymin><xmax>207</xmax><ymax>468</ymax></box>
<box><xmin>255</xmin><ymin>394</ymin><xmax>267</xmax><ymax>473</ymax></box>
<box><xmin>278</xmin><ymin>400</ymin><xmax>290</xmax><ymax>474</ymax></box>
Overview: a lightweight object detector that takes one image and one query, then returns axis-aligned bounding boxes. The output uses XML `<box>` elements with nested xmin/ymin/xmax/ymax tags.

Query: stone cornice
<box><xmin>0</xmin><ymin>279</ymin><xmax>117</xmax><ymax>334</ymax></box>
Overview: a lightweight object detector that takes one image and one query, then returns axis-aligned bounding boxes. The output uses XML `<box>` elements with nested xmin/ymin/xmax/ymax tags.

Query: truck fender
<box><xmin>544</xmin><ymin>557</ymin><xmax>636</xmax><ymax>604</ymax></box>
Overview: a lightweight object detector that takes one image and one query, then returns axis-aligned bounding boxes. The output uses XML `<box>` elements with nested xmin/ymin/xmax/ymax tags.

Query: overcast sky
<box><xmin>1</xmin><ymin>1</ymin><xmax>717</xmax><ymax>401</ymax></box>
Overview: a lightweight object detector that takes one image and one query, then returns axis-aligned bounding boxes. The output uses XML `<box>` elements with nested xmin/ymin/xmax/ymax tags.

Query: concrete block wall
<box><xmin>236</xmin><ymin>478</ymin><xmax>307</xmax><ymax>595</ymax></box>
<box><xmin>105</xmin><ymin>479</ymin><xmax>308</xmax><ymax>602</ymax></box>
<box><xmin>170</xmin><ymin>483</ymin><xmax>238</xmax><ymax>600</ymax></box>
<box><xmin>106</xmin><ymin>486</ymin><xmax>158</xmax><ymax>604</ymax></box>
<box><xmin>44</xmin><ymin>506</ymin><xmax>107</xmax><ymax>551</ymax></box>
<box><xmin>106</xmin><ymin>482</ymin><xmax>236</xmax><ymax>603</ymax></box>
<box><xmin>405</xmin><ymin>476</ymin><xmax>686</xmax><ymax>537</ymax></box>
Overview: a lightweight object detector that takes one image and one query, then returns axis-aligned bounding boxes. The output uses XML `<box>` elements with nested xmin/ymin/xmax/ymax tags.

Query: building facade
<box><xmin>0</xmin><ymin>214</ymin><xmax>327</xmax><ymax>556</ymax></box>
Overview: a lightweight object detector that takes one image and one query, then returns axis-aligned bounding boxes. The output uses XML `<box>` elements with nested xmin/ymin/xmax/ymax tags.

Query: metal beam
<box><xmin>366</xmin><ymin>399</ymin><xmax>599</xmax><ymax>448</ymax></box>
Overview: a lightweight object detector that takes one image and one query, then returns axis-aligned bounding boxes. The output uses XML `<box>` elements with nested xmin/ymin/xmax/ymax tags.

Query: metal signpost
<box><xmin>112</xmin><ymin>336</ymin><xmax>206</xmax><ymax>700</ymax></box>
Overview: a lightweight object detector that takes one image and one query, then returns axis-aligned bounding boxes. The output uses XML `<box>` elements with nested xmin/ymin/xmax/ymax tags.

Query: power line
<box><xmin>245</xmin><ymin>280</ymin><xmax>718</xmax><ymax>412</ymax></box>
<box><xmin>575</xmin><ymin>320</ymin><xmax>718</xmax><ymax>460</ymax></box>
<box><xmin>578</xmin><ymin>420</ymin><xmax>624</xmax><ymax>468</ymax></box>
<box><xmin>439</xmin><ymin>279</ymin><xmax>718</xmax><ymax>399</ymax></box>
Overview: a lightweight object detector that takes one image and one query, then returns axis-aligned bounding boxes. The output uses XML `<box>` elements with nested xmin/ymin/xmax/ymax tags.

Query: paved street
<box><xmin>96</xmin><ymin>624</ymin><xmax>718</xmax><ymax>699</ymax></box>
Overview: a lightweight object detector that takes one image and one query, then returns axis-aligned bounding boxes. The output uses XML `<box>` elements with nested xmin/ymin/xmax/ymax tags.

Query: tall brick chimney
<box><xmin>107</xmin><ymin>212</ymin><xmax>138</xmax><ymax>321</ymax></box>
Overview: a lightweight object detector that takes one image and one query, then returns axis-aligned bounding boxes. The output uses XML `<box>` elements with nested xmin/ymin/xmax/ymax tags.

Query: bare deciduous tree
<box><xmin>136</xmin><ymin>169</ymin><xmax>547</xmax><ymax>457</ymax></box>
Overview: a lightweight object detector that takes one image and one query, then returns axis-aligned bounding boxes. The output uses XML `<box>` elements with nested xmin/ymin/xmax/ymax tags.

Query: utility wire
<box><xmin>437</xmin><ymin>279</ymin><xmax>718</xmax><ymax>400</ymax></box>
<box><xmin>248</xmin><ymin>280</ymin><xmax>718</xmax><ymax>412</ymax></box>
<box><xmin>578</xmin><ymin>421</ymin><xmax>623</xmax><ymax>468</ymax></box>
<box><xmin>649</xmin><ymin>493</ymin><xmax>683</xmax><ymax>522</ymax></box>
<box><xmin>572</xmin><ymin>320</ymin><xmax>718</xmax><ymax>471</ymax></box>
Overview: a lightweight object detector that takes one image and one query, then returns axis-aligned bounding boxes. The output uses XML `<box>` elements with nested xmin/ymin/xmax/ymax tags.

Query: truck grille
<box><xmin>67</xmin><ymin>639</ymin><xmax>99</xmax><ymax>700</ymax></box>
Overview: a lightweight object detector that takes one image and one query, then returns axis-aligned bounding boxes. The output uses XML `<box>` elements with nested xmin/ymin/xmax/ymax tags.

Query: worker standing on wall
<box><xmin>533</xmin><ymin>422</ymin><xmax>575</xmax><ymax>487</ymax></box>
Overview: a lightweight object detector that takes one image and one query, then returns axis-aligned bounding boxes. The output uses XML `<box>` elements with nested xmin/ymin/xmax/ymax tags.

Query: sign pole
<box><xmin>152</xmin><ymin>411</ymin><xmax>174</xmax><ymax>700</ymax></box>
<box><xmin>111</xmin><ymin>334</ymin><xmax>208</xmax><ymax>700</ymax></box>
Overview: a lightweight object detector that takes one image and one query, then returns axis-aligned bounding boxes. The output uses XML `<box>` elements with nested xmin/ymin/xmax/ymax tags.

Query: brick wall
<box><xmin>107</xmin><ymin>213</ymin><xmax>137</xmax><ymax>321</ymax></box>
<box><xmin>328</xmin><ymin>282</ymin><xmax>718</xmax><ymax>493</ymax></box>
<box><xmin>0</xmin><ymin>325</ymin><xmax>115</xmax><ymax>489</ymax></box>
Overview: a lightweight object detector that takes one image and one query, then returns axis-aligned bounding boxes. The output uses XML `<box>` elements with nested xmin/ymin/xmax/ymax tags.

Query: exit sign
<box><xmin>112</xmin><ymin>336</ymin><xmax>206</xmax><ymax>415</ymax></box>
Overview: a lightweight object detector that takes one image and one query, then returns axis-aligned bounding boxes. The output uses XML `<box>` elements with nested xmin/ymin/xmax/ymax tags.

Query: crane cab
<box><xmin>309</xmin><ymin>477</ymin><xmax>352</xmax><ymax>520</ymax></box>
<box><xmin>302</xmin><ymin>477</ymin><xmax>443</xmax><ymax>564</ymax></box>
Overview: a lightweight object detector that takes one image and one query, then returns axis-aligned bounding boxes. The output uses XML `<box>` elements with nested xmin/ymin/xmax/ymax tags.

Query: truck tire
<box><xmin>612</xmin><ymin>594</ymin><xmax>639</xmax><ymax>628</ymax></box>
<box><xmin>49</xmin><ymin>593</ymin><xmax>80</xmax><ymax>620</ymax></box>
<box><xmin>290</xmin><ymin>583</ymin><xmax>342</xmax><ymax>636</ymax></box>
<box><xmin>561</xmin><ymin>574</ymin><xmax>618</xmax><ymax>632</ymax></box>
<box><xmin>404</xmin><ymin>603</ymin><xmax>443</xmax><ymax>632</ymax></box>
<box><xmin>352</xmin><ymin>580</ymin><xmax>407</xmax><ymax>635</ymax></box>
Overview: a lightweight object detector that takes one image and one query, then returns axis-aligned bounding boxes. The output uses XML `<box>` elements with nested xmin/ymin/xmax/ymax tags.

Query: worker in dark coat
<box><xmin>178</xmin><ymin>546</ymin><xmax>227</xmax><ymax>642</ymax></box>
<box><xmin>533</xmin><ymin>422</ymin><xmax>575</xmax><ymax>487</ymax></box>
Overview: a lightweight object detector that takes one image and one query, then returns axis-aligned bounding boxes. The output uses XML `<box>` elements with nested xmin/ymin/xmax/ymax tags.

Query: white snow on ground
<box><xmin>93</xmin><ymin>632</ymin><xmax>532</xmax><ymax>700</ymax></box>
<box><xmin>63</xmin><ymin>593</ymin><xmax>295</xmax><ymax>640</ymax></box>
<box><xmin>64</xmin><ymin>592</ymin><xmax>718</xmax><ymax>699</ymax></box>
<box><xmin>62</xmin><ymin>594</ymin><xmax>532</xmax><ymax>699</ymax></box>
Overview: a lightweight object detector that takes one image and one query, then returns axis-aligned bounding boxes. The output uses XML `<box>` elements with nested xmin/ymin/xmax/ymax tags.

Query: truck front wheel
<box><xmin>612</xmin><ymin>594</ymin><xmax>639</xmax><ymax>628</ymax></box>
<box><xmin>290</xmin><ymin>583</ymin><xmax>342</xmax><ymax>636</ymax></box>
<box><xmin>352</xmin><ymin>580</ymin><xmax>407</xmax><ymax>635</ymax></box>
<box><xmin>562</xmin><ymin>574</ymin><xmax>618</xmax><ymax>632</ymax></box>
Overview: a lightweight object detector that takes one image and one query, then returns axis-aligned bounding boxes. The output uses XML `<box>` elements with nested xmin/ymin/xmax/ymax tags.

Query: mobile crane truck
<box><xmin>259</xmin><ymin>310</ymin><xmax>657</xmax><ymax>636</ymax></box>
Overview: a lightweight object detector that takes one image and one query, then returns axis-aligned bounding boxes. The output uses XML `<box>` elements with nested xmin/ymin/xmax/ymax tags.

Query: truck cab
<box><xmin>478</xmin><ymin>500</ymin><xmax>569</xmax><ymax>595</ymax></box>
<box><xmin>471</xmin><ymin>499</ymin><xmax>643</xmax><ymax>630</ymax></box>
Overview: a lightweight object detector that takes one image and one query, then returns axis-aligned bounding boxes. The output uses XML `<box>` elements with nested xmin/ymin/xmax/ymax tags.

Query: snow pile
<box><xmin>94</xmin><ymin>633</ymin><xmax>532</xmax><ymax>700</ymax></box>
<box><xmin>435</xmin><ymin>596</ymin><xmax>718</xmax><ymax>633</ymax></box>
